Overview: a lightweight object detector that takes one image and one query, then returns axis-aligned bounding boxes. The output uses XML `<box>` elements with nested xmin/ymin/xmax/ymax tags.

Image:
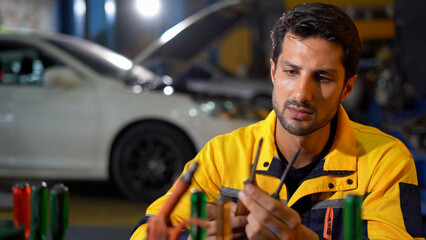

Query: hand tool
<box><xmin>50</xmin><ymin>183</ymin><xmax>69</xmax><ymax>240</ymax></box>
<box><xmin>147</xmin><ymin>162</ymin><xmax>200</xmax><ymax>240</ymax></box>
<box><xmin>344</xmin><ymin>195</ymin><xmax>363</xmax><ymax>240</ymax></box>
<box><xmin>235</xmin><ymin>138</ymin><xmax>263</xmax><ymax>216</ymax></box>
<box><xmin>270</xmin><ymin>147</ymin><xmax>301</xmax><ymax>200</ymax></box>
<box><xmin>216</xmin><ymin>196</ymin><xmax>232</xmax><ymax>240</ymax></box>
<box><xmin>190</xmin><ymin>190</ymin><xmax>207</xmax><ymax>240</ymax></box>
<box><xmin>12</xmin><ymin>182</ymin><xmax>31</xmax><ymax>238</ymax></box>
<box><xmin>31</xmin><ymin>181</ymin><xmax>48</xmax><ymax>240</ymax></box>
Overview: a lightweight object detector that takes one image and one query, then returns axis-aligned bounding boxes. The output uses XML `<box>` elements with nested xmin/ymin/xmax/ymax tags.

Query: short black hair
<box><xmin>270</xmin><ymin>2</ymin><xmax>361</xmax><ymax>82</ymax></box>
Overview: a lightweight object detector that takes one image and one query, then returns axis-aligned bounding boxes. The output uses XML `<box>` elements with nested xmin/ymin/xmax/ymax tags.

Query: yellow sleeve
<box><xmin>130</xmin><ymin>224</ymin><xmax>148</xmax><ymax>240</ymax></box>
<box><xmin>363</xmin><ymin>152</ymin><xmax>424</xmax><ymax>239</ymax></box>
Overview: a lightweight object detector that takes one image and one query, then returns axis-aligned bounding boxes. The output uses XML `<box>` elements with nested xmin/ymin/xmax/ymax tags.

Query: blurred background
<box><xmin>0</xmin><ymin>0</ymin><xmax>424</xmax><ymax>239</ymax></box>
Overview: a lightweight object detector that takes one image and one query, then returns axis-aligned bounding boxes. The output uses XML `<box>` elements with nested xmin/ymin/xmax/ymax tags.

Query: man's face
<box><xmin>270</xmin><ymin>33</ymin><xmax>355</xmax><ymax>136</ymax></box>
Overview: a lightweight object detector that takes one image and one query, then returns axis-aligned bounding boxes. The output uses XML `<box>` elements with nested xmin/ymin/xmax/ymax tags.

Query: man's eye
<box><xmin>284</xmin><ymin>70</ymin><xmax>298</xmax><ymax>75</ymax></box>
<box><xmin>318</xmin><ymin>76</ymin><xmax>332</xmax><ymax>83</ymax></box>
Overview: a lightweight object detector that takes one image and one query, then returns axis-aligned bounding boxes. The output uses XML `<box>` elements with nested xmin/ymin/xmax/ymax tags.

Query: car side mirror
<box><xmin>43</xmin><ymin>66</ymin><xmax>83</xmax><ymax>88</ymax></box>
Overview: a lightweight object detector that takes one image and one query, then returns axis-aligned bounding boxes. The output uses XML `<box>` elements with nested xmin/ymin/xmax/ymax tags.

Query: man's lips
<box><xmin>287</xmin><ymin>106</ymin><xmax>313</xmax><ymax>120</ymax></box>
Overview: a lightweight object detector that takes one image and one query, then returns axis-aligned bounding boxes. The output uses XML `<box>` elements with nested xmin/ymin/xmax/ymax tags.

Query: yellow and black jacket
<box><xmin>131</xmin><ymin>106</ymin><xmax>424</xmax><ymax>240</ymax></box>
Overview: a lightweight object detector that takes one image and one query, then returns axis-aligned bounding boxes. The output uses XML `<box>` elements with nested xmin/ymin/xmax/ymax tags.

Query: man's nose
<box><xmin>293</xmin><ymin>74</ymin><xmax>314</xmax><ymax>103</ymax></box>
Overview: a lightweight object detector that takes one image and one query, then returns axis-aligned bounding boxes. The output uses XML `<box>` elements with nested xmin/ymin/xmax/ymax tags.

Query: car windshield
<box><xmin>47</xmin><ymin>36</ymin><xmax>133</xmax><ymax>78</ymax></box>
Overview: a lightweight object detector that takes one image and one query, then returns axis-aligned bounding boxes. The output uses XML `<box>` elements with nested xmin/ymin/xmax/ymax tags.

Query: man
<box><xmin>131</xmin><ymin>3</ymin><xmax>424</xmax><ymax>239</ymax></box>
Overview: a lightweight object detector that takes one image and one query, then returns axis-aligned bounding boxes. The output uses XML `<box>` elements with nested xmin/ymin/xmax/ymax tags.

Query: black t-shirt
<box><xmin>276</xmin><ymin>116</ymin><xmax>337</xmax><ymax>214</ymax></box>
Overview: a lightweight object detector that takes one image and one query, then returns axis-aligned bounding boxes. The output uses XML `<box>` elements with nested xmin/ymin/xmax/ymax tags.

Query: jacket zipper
<box><xmin>323</xmin><ymin>207</ymin><xmax>334</xmax><ymax>240</ymax></box>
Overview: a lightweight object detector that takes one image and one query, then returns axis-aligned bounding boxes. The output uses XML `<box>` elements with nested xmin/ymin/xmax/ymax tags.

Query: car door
<box><xmin>0</xmin><ymin>39</ymin><xmax>98</xmax><ymax>177</ymax></box>
<box><xmin>0</xmin><ymin>52</ymin><xmax>16</xmax><ymax>164</ymax></box>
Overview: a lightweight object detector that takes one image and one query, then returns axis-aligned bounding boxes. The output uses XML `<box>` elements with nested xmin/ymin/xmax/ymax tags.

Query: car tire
<box><xmin>110</xmin><ymin>122</ymin><xmax>196</xmax><ymax>202</ymax></box>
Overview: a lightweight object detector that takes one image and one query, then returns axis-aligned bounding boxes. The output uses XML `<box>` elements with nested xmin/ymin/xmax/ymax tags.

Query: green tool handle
<box><xmin>343</xmin><ymin>195</ymin><xmax>363</xmax><ymax>240</ymax></box>
<box><xmin>50</xmin><ymin>184</ymin><xmax>69</xmax><ymax>240</ymax></box>
<box><xmin>31</xmin><ymin>181</ymin><xmax>48</xmax><ymax>240</ymax></box>
<box><xmin>190</xmin><ymin>190</ymin><xmax>207</xmax><ymax>240</ymax></box>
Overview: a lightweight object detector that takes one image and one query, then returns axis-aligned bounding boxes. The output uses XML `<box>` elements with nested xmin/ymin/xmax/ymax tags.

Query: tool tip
<box><xmin>182</xmin><ymin>162</ymin><xmax>199</xmax><ymax>183</ymax></box>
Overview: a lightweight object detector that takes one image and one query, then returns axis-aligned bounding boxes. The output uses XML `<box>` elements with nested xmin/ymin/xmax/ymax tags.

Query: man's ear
<box><xmin>340</xmin><ymin>74</ymin><xmax>357</xmax><ymax>102</ymax></box>
<box><xmin>270</xmin><ymin>59</ymin><xmax>276</xmax><ymax>86</ymax></box>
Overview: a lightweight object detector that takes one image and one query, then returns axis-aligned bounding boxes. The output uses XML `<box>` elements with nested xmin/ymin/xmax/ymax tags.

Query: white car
<box><xmin>0</xmin><ymin>29</ymin><xmax>253</xmax><ymax>202</ymax></box>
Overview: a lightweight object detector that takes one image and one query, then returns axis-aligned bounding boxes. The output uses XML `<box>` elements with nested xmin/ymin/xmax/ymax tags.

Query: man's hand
<box><xmin>202</xmin><ymin>201</ymin><xmax>248</xmax><ymax>240</ymax></box>
<box><xmin>238</xmin><ymin>184</ymin><xmax>319</xmax><ymax>240</ymax></box>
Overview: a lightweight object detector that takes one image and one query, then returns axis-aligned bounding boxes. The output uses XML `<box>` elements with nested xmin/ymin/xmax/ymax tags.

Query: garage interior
<box><xmin>0</xmin><ymin>0</ymin><xmax>425</xmax><ymax>239</ymax></box>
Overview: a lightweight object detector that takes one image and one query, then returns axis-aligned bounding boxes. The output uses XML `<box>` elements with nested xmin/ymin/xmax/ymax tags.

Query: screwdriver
<box><xmin>147</xmin><ymin>162</ymin><xmax>199</xmax><ymax>240</ymax></box>
<box><xmin>344</xmin><ymin>195</ymin><xmax>363</xmax><ymax>240</ymax></box>
<box><xmin>235</xmin><ymin>138</ymin><xmax>263</xmax><ymax>216</ymax></box>
<box><xmin>190</xmin><ymin>190</ymin><xmax>207</xmax><ymax>240</ymax></box>
<box><xmin>31</xmin><ymin>181</ymin><xmax>48</xmax><ymax>240</ymax></box>
<box><xmin>50</xmin><ymin>183</ymin><xmax>69</xmax><ymax>240</ymax></box>
<box><xmin>270</xmin><ymin>147</ymin><xmax>301</xmax><ymax>200</ymax></box>
<box><xmin>12</xmin><ymin>182</ymin><xmax>31</xmax><ymax>239</ymax></box>
<box><xmin>216</xmin><ymin>196</ymin><xmax>232</xmax><ymax>240</ymax></box>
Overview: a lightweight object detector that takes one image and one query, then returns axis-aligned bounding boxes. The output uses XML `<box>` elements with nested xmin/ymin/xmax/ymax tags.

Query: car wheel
<box><xmin>111</xmin><ymin>122</ymin><xmax>196</xmax><ymax>202</ymax></box>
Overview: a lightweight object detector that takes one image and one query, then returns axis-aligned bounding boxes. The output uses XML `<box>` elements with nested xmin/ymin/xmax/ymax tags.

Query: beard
<box><xmin>273</xmin><ymin>93</ymin><xmax>340</xmax><ymax>136</ymax></box>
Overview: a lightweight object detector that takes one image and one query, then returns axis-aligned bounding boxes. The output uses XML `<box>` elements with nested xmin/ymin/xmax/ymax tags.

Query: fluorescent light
<box><xmin>136</xmin><ymin>0</ymin><xmax>160</xmax><ymax>17</ymax></box>
<box><xmin>74</xmin><ymin>0</ymin><xmax>86</xmax><ymax>16</ymax></box>
<box><xmin>105</xmin><ymin>0</ymin><xmax>116</xmax><ymax>16</ymax></box>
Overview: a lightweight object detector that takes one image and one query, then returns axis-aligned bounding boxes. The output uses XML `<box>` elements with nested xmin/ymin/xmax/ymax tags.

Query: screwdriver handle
<box><xmin>50</xmin><ymin>184</ymin><xmax>69</xmax><ymax>240</ymax></box>
<box><xmin>217</xmin><ymin>196</ymin><xmax>232</xmax><ymax>240</ymax></box>
<box><xmin>12</xmin><ymin>182</ymin><xmax>31</xmax><ymax>239</ymax></box>
<box><xmin>31</xmin><ymin>181</ymin><xmax>48</xmax><ymax>240</ymax></box>
<box><xmin>344</xmin><ymin>195</ymin><xmax>363</xmax><ymax>240</ymax></box>
<box><xmin>190</xmin><ymin>191</ymin><xmax>207</xmax><ymax>240</ymax></box>
<box><xmin>234</xmin><ymin>201</ymin><xmax>249</xmax><ymax>216</ymax></box>
<box><xmin>235</xmin><ymin>180</ymin><xmax>251</xmax><ymax>216</ymax></box>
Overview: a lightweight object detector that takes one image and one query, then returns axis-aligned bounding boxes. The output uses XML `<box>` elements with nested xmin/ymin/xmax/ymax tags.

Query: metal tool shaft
<box><xmin>235</xmin><ymin>138</ymin><xmax>263</xmax><ymax>216</ymax></box>
<box><xmin>271</xmin><ymin>147</ymin><xmax>301</xmax><ymax>200</ymax></box>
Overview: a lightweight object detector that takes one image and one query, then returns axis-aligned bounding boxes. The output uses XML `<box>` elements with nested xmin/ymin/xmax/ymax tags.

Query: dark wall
<box><xmin>394</xmin><ymin>0</ymin><xmax>426</xmax><ymax>98</ymax></box>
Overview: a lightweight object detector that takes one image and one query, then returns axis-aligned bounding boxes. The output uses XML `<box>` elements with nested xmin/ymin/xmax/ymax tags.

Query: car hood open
<box><xmin>132</xmin><ymin>0</ymin><xmax>254</xmax><ymax>79</ymax></box>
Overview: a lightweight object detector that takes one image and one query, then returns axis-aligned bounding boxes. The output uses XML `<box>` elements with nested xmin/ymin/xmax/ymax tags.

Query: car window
<box><xmin>0</xmin><ymin>41</ymin><xmax>62</xmax><ymax>86</ymax></box>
